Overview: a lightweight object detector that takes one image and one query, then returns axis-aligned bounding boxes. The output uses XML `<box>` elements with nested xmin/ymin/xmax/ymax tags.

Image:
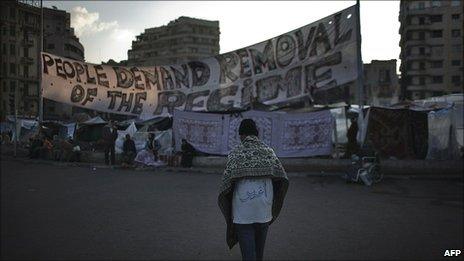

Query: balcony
<box><xmin>402</xmin><ymin>38</ymin><xmax>427</xmax><ymax>47</ymax></box>
<box><xmin>407</xmin><ymin>69</ymin><xmax>428</xmax><ymax>76</ymax></box>
<box><xmin>21</xmin><ymin>38</ymin><xmax>34</xmax><ymax>46</ymax></box>
<box><xmin>403</xmin><ymin>52</ymin><xmax>432</xmax><ymax>61</ymax></box>
<box><xmin>20</xmin><ymin>57</ymin><xmax>34</xmax><ymax>64</ymax></box>
<box><xmin>405</xmin><ymin>7</ymin><xmax>445</xmax><ymax>16</ymax></box>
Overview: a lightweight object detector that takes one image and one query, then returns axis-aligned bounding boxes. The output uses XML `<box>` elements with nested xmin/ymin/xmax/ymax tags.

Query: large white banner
<box><xmin>42</xmin><ymin>5</ymin><xmax>358</xmax><ymax>117</ymax></box>
<box><xmin>173</xmin><ymin>110</ymin><xmax>334</xmax><ymax>157</ymax></box>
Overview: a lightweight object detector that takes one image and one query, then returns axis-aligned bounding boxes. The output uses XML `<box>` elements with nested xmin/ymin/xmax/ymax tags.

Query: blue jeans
<box><xmin>234</xmin><ymin>222</ymin><xmax>269</xmax><ymax>261</ymax></box>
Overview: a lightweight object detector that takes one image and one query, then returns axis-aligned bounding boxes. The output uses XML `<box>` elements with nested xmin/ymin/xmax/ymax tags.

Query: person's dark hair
<box><xmin>239</xmin><ymin>119</ymin><xmax>258</xmax><ymax>136</ymax></box>
<box><xmin>125</xmin><ymin>134</ymin><xmax>131</xmax><ymax>139</ymax></box>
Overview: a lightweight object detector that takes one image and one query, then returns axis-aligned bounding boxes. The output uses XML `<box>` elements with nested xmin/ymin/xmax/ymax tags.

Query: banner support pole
<box><xmin>38</xmin><ymin>0</ymin><xmax>43</xmax><ymax>123</ymax></box>
<box><xmin>355</xmin><ymin>0</ymin><xmax>365</xmax><ymax>146</ymax></box>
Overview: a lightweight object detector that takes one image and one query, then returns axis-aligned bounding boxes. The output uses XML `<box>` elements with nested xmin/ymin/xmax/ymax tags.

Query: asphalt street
<box><xmin>1</xmin><ymin>159</ymin><xmax>462</xmax><ymax>260</ymax></box>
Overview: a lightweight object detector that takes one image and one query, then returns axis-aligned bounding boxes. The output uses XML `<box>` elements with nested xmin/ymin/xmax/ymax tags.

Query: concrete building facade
<box><xmin>399</xmin><ymin>0</ymin><xmax>463</xmax><ymax>100</ymax></box>
<box><xmin>1</xmin><ymin>0</ymin><xmax>41</xmax><ymax>119</ymax></box>
<box><xmin>42</xmin><ymin>6</ymin><xmax>85</xmax><ymax>120</ymax></box>
<box><xmin>364</xmin><ymin>60</ymin><xmax>400</xmax><ymax>106</ymax></box>
<box><xmin>127</xmin><ymin>16</ymin><xmax>220</xmax><ymax>66</ymax></box>
<box><xmin>0</xmin><ymin>1</ymin><xmax>84</xmax><ymax>120</ymax></box>
<box><xmin>348</xmin><ymin>60</ymin><xmax>400</xmax><ymax>106</ymax></box>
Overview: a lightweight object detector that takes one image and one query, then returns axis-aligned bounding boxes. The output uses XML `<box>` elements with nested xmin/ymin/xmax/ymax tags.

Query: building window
<box><xmin>452</xmin><ymin>75</ymin><xmax>461</xmax><ymax>84</ymax></box>
<box><xmin>419</xmin><ymin>47</ymin><xmax>425</xmax><ymax>55</ymax></box>
<box><xmin>10</xmin><ymin>7</ymin><xmax>16</xmax><ymax>19</ymax></box>
<box><xmin>419</xmin><ymin>77</ymin><xmax>425</xmax><ymax>85</ymax></box>
<box><xmin>430</xmin><ymin>15</ymin><xmax>442</xmax><ymax>23</ymax></box>
<box><xmin>24</xmin><ymin>66</ymin><xmax>29</xmax><ymax>77</ymax></box>
<box><xmin>452</xmin><ymin>30</ymin><xmax>461</xmax><ymax>37</ymax></box>
<box><xmin>418</xmin><ymin>2</ymin><xmax>425</xmax><ymax>9</ymax></box>
<box><xmin>9</xmin><ymin>44</ymin><xmax>15</xmax><ymax>55</ymax></box>
<box><xmin>2</xmin><ymin>44</ymin><xmax>6</xmax><ymax>55</ymax></box>
<box><xmin>9</xmin><ymin>63</ymin><xmax>16</xmax><ymax>75</ymax></box>
<box><xmin>10</xmin><ymin>81</ymin><xmax>16</xmax><ymax>92</ymax></box>
<box><xmin>452</xmin><ymin>14</ymin><xmax>460</xmax><ymax>20</ymax></box>
<box><xmin>451</xmin><ymin>60</ymin><xmax>461</xmax><ymax>66</ymax></box>
<box><xmin>419</xmin><ymin>62</ymin><xmax>425</xmax><ymax>70</ymax></box>
<box><xmin>451</xmin><ymin>0</ymin><xmax>460</xmax><ymax>6</ymax></box>
<box><xmin>419</xmin><ymin>17</ymin><xmax>425</xmax><ymax>24</ymax></box>
<box><xmin>47</xmin><ymin>43</ymin><xmax>55</xmax><ymax>49</ymax></box>
<box><xmin>432</xmin><ymin>46</ymin><xmax>444</xmax><ymax>55</ymax></box>
<box><xmin>432</xmin><ymin>76</ymin><xmax>443</xmax><ymax>83</ymax></box>
<box><xmin>452</xmin><ymin>44</ymin><xmax>462</xmax><ymax>52</ymax></box>
<box><xmin>10</xmin><ymin>25</ymin><xmax>15</xmax><ymax>37</ymax></box>
<box><xmin>24</xmin><ymin>47</ymin><xmax>29</xmax><ymax>57</ymax></box>
<box><xmin>28</xmin><ymin>85</ymin><xmax>38</xmax><ymax>96</ymax></box>
<box><xmin>379</xmin><ymin>69</ymin><xmax>391</xmax><ymax>84</ymax></box>
<box><xmin>431</xmin><ymin>1</ymin><xmax>441</xmax><ymax>7</ymax></box>
<box><xmin>418</xmin><ymin>31</ymin><xmax>425</xmax><ymax>40</ymax></box>
<box><xmin>431</xmin><ymin>61</ymin><xmax>443</xmax><ymax>68</ymax></box>
<box><xmin>431</xmin><ymin>30</ymin><xmax>442</xmax><ymax>38</ymax></box>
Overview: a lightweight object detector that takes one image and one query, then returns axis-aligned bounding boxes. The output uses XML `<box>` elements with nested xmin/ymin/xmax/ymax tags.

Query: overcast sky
<box><xmin>43</xmin><ymin>1</ymin><xmax>401</xmax><ymax>72</ymax></box>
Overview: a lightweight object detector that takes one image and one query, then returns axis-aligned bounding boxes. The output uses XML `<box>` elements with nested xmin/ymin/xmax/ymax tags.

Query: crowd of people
<box><xmin>3</xmin><ymin>121</ymin><xmax>196</xmax><ymax>168</ymax></box>
<box><xmin>101</xmin><ymin>121</ymin><xmax>195</xmax><ymax>169</ymax></box>
<box><xmin>28</xmin><ymin>134</ymin><xmax>81</xmax><ymax>162</ymax></box>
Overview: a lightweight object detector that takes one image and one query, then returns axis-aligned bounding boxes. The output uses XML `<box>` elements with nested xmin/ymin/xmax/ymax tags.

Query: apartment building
<box><xmin>0</xmin><ymin>1</ymin><xmax>84</xmax><ymax>120</ymax></box>
<box><xmin>43</xmin><ymin>6</ymin><xmax>85</xmax><ymax>120</ymax></box>
<box><xmin>1</xmin><ymin>0</ymin><xmax>41</xmax><ymax>119</ymax></box>
<box><xmin>399</xmin><ymin>0</ymin><xmax>463</xmax><ymax>100</ymax></box>
<box><xmin>364</xmin><ymin>60</ymin><xmax>400</xmax><ymax>106</ymax></box>
<box><xmin>127</xmin><ymin>16</ymin><xmax>220</xmax><ymax>66</ymax></box>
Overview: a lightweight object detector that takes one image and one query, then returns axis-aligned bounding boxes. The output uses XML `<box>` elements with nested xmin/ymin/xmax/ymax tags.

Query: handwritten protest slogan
<box><xmin>42</xmin><ymin>5</ymin><xmax>358</xmax><ymax>117</ymax></box>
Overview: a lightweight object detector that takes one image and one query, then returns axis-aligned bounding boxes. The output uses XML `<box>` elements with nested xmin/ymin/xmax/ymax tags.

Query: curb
<box><xmin>1</xmin><ymin>155</ymin><xmax>462</xmax><ymax>180</ymax></box>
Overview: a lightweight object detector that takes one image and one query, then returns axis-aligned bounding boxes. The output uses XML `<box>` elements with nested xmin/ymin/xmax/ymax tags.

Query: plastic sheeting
<box><xmin>452</xmin><ymin>102</ymin><xmax>463</xmax><ymax>148</ymax></box>
<box><xmin>63</xmin><ymin>123</ymin><xmax>76</xmax><ymax>139</ymax></box>
<box><xmin>426</xmin><ymin>108</ymin><xmax>460</xmax><ymax>160</ymax></box>
<box><xmin>115</xmin><ymin>122</ymin><xmax>173</xmax><ymax>155</ymax></box>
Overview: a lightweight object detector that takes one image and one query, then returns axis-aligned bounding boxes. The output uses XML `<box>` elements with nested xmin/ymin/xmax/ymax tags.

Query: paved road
<box><xmin>1</xmin><ymin>160</ymin><xmax>462</xmax><ymax>260</ymax></box>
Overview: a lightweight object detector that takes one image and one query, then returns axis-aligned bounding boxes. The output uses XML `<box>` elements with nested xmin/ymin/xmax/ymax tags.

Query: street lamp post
<box><xmin>38</xmin><ymin>0</ymin><xmax>43</xmax><ymax>123</ymax></box>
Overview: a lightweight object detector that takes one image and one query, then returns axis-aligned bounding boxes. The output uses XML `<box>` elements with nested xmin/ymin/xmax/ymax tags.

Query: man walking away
<box><xmin>102</xmin><ymin>121</ymin><xmax>118</xmax><ymax>165</ymax></box>
<box><xmin>218</xmin><ymin>119</ymin><xmax>289</xmax><ymax>261</ymax></box>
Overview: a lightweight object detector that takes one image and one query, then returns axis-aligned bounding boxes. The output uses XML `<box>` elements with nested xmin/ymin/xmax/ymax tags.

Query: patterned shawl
<box><xmin>217</xmin><ymin>135</ymin><xmax>289</xmax><ymax>249</ymax></box>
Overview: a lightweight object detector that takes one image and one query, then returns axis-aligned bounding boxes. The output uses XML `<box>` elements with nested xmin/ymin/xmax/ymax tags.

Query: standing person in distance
<box><xmin>102</xmin><ymin>121</ymin><xmax>118</xmax><ymax>165</ymax></box>
<box><xmin>218</xmin><ymin>119</ymin><xmax>289</xmax><ymax>261</ymax></box>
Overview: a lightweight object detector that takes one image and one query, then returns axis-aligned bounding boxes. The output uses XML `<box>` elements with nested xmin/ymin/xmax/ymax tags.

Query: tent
<box><xmin>3</xmin><ymin>116</ymin><xmax>39</xmax><ymax>142</ymax></box>
<box><xmin>137</xmin><ymin>117</ymin><xmax>173</xmax><ymax>132</ymax></box>
<box><xmin>426</xmin><ymin>108</ymin><xmax>461</xmax><ymax>160</ymax></box>
<box><xmin>364</xmin><ymin>107</ymin><xmax>429</xmax><ymax>159</ymax></box>
<box><xmin>75</xmin><ymin>116</ymin><xmax>107</xmax><ymax>142</ymax></box>
<box><xmin>115</xmin><ymin>122</ymin><xmax>174</xmax><ymax>155</ymax></box>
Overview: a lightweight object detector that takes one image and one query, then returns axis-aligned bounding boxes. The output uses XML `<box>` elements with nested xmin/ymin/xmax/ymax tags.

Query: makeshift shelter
<box><xmin>173</xmin><ymin>109</ymin><xmax>335</xmax><ymax>158</ymax></box>
<box><xmin>115</xmin><ymin>122</ymin><xmax>174</xmax><ymax>155</ymax></box>
<box><xmin>137</xmin><ymin>117</ymin><xmax>173</xmax><ymax>132</ymax></box>
<box><xmin>4</xmin><ymin>116</ymin><xmax>39</xmax><ymax>142</ymax></box>
<box><xmin>364</xmin><ymin>107</ymin><xmax>429</xmax><ymax>159</ymax></box>
<box><xmin>115</xmin><ymin>122</ymin><xmax>142</xmax><ymax>154</ymax></box>
<box><xmin>75</xmin><ymin>116</ymin><xmax>107</xmax><ymax>142</ymax></box>
<box><xmin>426</xmin><ymin>108</ymin><xmax>460</xmax><ymax>160</ymax></box>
